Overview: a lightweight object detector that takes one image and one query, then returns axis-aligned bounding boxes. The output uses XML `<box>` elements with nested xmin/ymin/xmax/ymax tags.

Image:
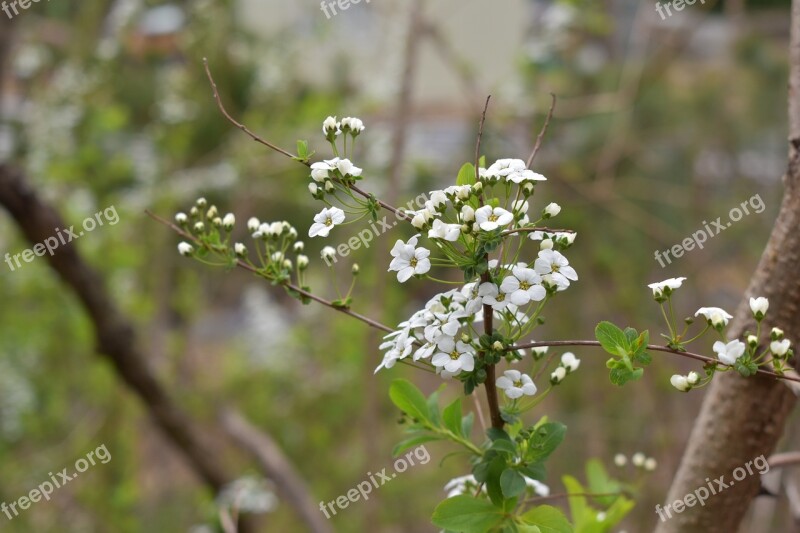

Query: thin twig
<box><xmin>511</xmin><ymin>340</ymin><xmax>800</xmax><ymax>384</ymax></box>
<box><xmin>475</xmin><ymin>95</ymin><xmax>491</xmax><ymax>181</ymax></box>
<box><xmin>500</xmin><ymin>226</ymin><xmax>576</xmax><ymax>237</ymax></box>
<box><xmin>526</xmin><ymin>94</ymin><xmax>557</xmax><ymax>168</ymax></box>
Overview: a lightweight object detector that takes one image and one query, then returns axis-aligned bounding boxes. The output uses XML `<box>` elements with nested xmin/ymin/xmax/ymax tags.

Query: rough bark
<box><xmin>655</xmin><ymin>4</ymin><xmax>800</xmax><ymax>531</ymax></box>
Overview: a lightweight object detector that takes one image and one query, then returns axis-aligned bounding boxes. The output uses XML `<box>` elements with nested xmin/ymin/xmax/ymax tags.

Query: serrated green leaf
<box><xmin>389</xmin><ymin>379</ymin><xmax>430</xmax><ymax>424</ymax></box>
<box><xmin>526</xmin><ymin>422</ymin><xmax>566</xmax><ymax>464</ymax></box>
<box><xmin>431</xmin><ymin>495</ymin><xmax>505</xmax><ymax>533</ymax></box>
<box><xmin>521</xmin><ymin>505</ymin><xmax>573</xmax><ymax>533</ymax></box>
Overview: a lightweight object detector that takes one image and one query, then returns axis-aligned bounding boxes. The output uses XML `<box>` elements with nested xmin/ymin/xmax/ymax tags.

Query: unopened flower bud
<box><xmin>175</xmin><ymin>212</ymin><xmax>188</xmax><ymax>225</ymax></box>
<box><xmin>222</xmin><ymin>213</ymin><xmax>235</xmax><ymax>231</ymax></box>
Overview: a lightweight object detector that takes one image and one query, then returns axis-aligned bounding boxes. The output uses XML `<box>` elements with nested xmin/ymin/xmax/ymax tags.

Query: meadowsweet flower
<box><xmin>460</xmin><ymin>205</ymin><xmax>475</xmax><ymax>223</ymax></box>
<box><xmin>475</xmin><ymin>206</ymin><xmax>514</xmax><ymax>232</ymax></box>
<box><xmin>749</xmin><ymin>297</ymin><xmax>769</xmax><ymax>320</ymax></box>
<box><xmin>340</xmin><ymin>116</ymin><xmax>365</xmax><ymax>135</ymax></box>
<box><xmin>388</xmin><ymin>236</ymin><xmax>431</xmax><ymax>282</ymax></box>
<box><xmin>478</xmin><ymin>282</ymin><xmax>513</xmax><ymax>310</ymax></box>
<box><xmin>632</xmin><ymin>453</ymin><xmax>646</xmax><ymax>467</ymax></box>
<box><xmin>561</xmin><ymin>352</ymin><xmax>580</xmax><ymax>372</ymax></box>
<box><xmin>222</xmin><ymin>213</ymin><xmax>235</xmax><ymax>230</ymax></box>
<box><xmin>309</xmin><ymin>207</ymin><xmax>345</xmax><ymax>238</ymax></box>
<box><xmin>310</xmin><ymin>161</ymin><xmax>331</xmax><ymax>182</ymax></box>
<box><xmin>670</xmin><ymin>374</ymin><xmax>690</xmax><ymax>391</ymax></box>
<box><xmin>193</xmin><ymin>222</ymin><xmax>205</xmax><ymax>233</ymax></box>
<box><xmin>713</xmin><ymin>340</ymin><xmax>746</xmax><ymax>365</ymax></box>
<box><xmin>543</xmin><ymin>202</ymin><xmax>561</xmax><ymax>218</ymax></box>
<box><xmin>178</xmin><ymin>242</ymin><xmax>194</xmax><ymax>256</ymax></box>
<box><xmin>482</xmin><ymin>158</ymin><xmax>546</xmax><ymax>184</ymax></box>
<box><xmin>648</xmin><ymin>277</ymin><xmax>686</xmax><ymax>299</ymax></box>
<box><xmin>695</xmin><ymin>307</ymin><xmax>733</xmax><ymax>328</ymax></box>
<box><xmin>614</xmin><ymin>454</ymin><xmax>627</xmax><ymax>467</ymax></box>
<box><xmin>322</xmin><ymin>116</ymin><xmax>340</xmax><ymax>136</ymax></box>
<box><xmin>532</xmin><ymin>346</ymin><xmax>548</xmax><ymax>360</ymax></box>
<box><xmin>771</xmin><ymin>339</ymin><xmax>791</xmax><ymax>357</ymax></box>
<box><xmin>534</xmin><ymin>249</ymin><xmax>578</xmax><ymax>289</ymax></box>
<box><xmin>321</xmin><ymin>246</ymin><xmax>336</xmax><ymax>263</ymax></box>
<box><xmin>496</xmin><ymin>370</ymin><xmax>537</xmax><ymax>399</ymax></box>
<box><xmin>428</xmin><ymin>219</ymin><xmax>461</xmax><ymax>242</ymax></box>
<box><xmin>444</xmin><ymin>475</ymin><xmax>482</xmax><ymax>498</ymax></box>
<box><xmin>297</xmin><ymin>254</ymin><xmax>309</xmax><ymax>269</ymax></box>
<box><xmin>431</xmin><ymin>337</ymin><xmax>475</xmax><ymax>374</ymax></box>
<box><xmin>550</xmin><ymin>366</ymin><xmax>567</xmax><ymax>384</ymax></box>
<box><xmin>234</xmin><ymin>243</ymin><xmax>246</xmax><ymax>257</ymax></box>
<box><xmin>500</xmin><ymin>267</ymin><xmax>545</xmax><ymax>306</ymax></box>
<box><xmin>524</xmin><ymin>477</ymin><xmax>550</xmax><ymax>497</ymax></box>
<box><xmin>175</xmin><ymin>212</ymin><xmax>187</xmax><ymax>224</ymax></box>
<box><xmin>247</xmin><ymin>217</ymin><xmax>260</xmax><ymax>232</ymax></box>
<box><xmin>687</xmin><ymin>371</ymin><xmax>699</xmax><ymax>385</ymax></box>
<box><xmin>644</xmin><ymin>458</ymin><xmax>657</xmax><ymax>471</ymax></box>
<box><xmin>196</xmin><ymin>197</ymin><xmax>207</xmax><ymax>208</ymax></box>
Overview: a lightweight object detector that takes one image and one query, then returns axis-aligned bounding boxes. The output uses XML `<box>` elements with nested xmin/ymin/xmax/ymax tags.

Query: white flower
<box><xmin>482</xmin><ymin>158</ymin><xmax>546</xmax><ymax>183</ymax></box>
<box><xmin>644</xmin><ymin>458</ymin><xmax>657</xmax><ymax>471</ymax></box>
<box><xmin>310</xmin><ymin>161</ymin><xmax>332</xmax><ymax>182</ymax></box>
<box><xmin>749</xmin><ymin>297</ymin><xmax>769</xmax><ymax>319</ymax></box>
<box><xmin>478</xmin><ymin>282</ymin><xmax>512</xmax><ymax>310</ymax></box>
<box><xmin>532</xmin><ymin>346</ymin><xmax>548</xmax><ymax>359</ymax></box>
<box><xmin>222</xmin><ymin>213</ymin><xmax>235</xmax><ymax>230</ymax></box>
<box><xmin>410</xmin><ymin>208</ymin><xmax>433</xmax><ymax>229</ymax></box>
<box><xmin>234</xmin><ymin>243</ymin><xmax>247</xmax><ymax>256</ymax></box>
<box><xmin>175</xmin><ymin>212</ymin><xmax>187</xmax><ymax>224</ymax></box>
<box><xmin>550</xmin><ymin>366</ymin><xmax>567</xmax><ymax>384</ymax></box>
<box><xmin>524</xmin><ymin>477</ymin><xmax>550</xmax><ymax>497</ymax></box>
<box><xmin>687</xmin><ymin>371</ymin><xmax>699</xmax><ymax>385</ymax></box>
<box><xmin>500</xmin><ymin>267</ymin><xmax>545</xmax><ymax>306</ymax></box>
<box><xmin>543</xmin><ymin>202</ymin><xmax>561</xmax><ymax>218</ymax></box>
<box><xmin>340</xmin><ymin>116</ymin><xmax>365</xmax><ymax>134</ymax></box>
<box><xmin>540</xmin><ymin>238</ymin><xmax>553</xmax><ymax>250</ymax></box>
<box><xmin>614</xmin><ymin>454</ymin><xmax>627</xmax><ymax>467</ymax></box>
<box><xmin>297</xmin><ymin>254</ymin><xmax>309</xmax><ymax>269</ymax></box>
<box><xmin>177</xmin><ymin>242</ymin><xmax>194</xmax><ymax>256</ymax></box>
<box><xmin>534</xmin><ymin>249</ymin><xmax>578</xmax><ymax>289</ymax></box>
<box><xmin>670</xmin><ymin>374</ymin><xmax>690</xmax><ymax>392</ymax></box>
<box><xmin>561</xmin><ymin>352</ymin><xmax>580</xmax><ymax>372</ymax></box>
<box><xmin>648</xmin><ymin>277</ymin><xmax>687</xmax><ymax>298</ymax></box>
<box><xmin>309</xmin><ymin>207</ymin><xmax>345</xmax><ymax>238</ymax></box>
<box><xmin>428</xmin><ymin>219</ymin><xmax>461</xmax><ymax>242</ymax></box>
<box><xmin>713</xmin><ymin>340</ymin><xmax>746</xmax><ymax>365</ymax></box>
<box><xmin>431</xmin><ymin>338</ymin><xmax>475</xmax><ymax>374</ymax></box>
<box><xmin>496</xmin><ymin>370</ymin><xmax>537</xmax><ymax>399</ymax></box>
<box><xmin>475</xmin><ymin>206</ymin><xmax>514</xmax><ymax>232</ymax></box>
<box><xmin>632</xmin><ymin>453</ymin><xmax>646</xmax><ymax>467</ymax></box>
<box><xmin>334</xmin><ymin>158</ymin><xmax>362</xmax><ymax>178</ymax></box>
<box><xmin>247</xmin><ymin>217</ymin><xmax>260</xmax><ymax>232</ymax></box>
<box><xmin>388</xmin><ymin>237</ymin><xmax>431</xmax><ymax>282</ymax></box>
<box><xmin>321</xmin><ymin>246</ymin><xmax>336</xmax><ymax>262</ymax></box>
<box><xmin>428</xmin><ymin>190</ymin><xmax>448</xmax><ymax>211</ymax></box>
<box><xmin>308</xmin><ymin>183</ymin><xmax>319</xmax><ymax>196</ymax></box>
<box><xmin>460</xmin><ymin>205</ymin><xmax>475</xmax><ymax>223</ymax></box>
<box><xmin>771</xmin><ymin>339</ymin><xmax>791</xmax><ymax>357</ymax></box>
<box><xmin>322</xmin><ymin>116</ymin><xmax>340</xmax><ymax>136</ymax></box>
<box><xmin>444</xmin><ymin>475</ymin><xmax>481</xmax><ymax>498</ymax></box>
<box><xmin>695</xmin><ymin>307</ymin><xmax>733</xmax><ymax>327</ymax></box>
<box><xmin>293</xmin><ymin>242</ymin><xmax>304</xmax><ymax>252</ymax></box>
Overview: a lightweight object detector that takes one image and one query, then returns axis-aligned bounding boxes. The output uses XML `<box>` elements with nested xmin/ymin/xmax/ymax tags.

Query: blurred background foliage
<box><xmin>0</xmin><ymin>0</ymin><xmax>796</xmax><ymax>531</ymax></box>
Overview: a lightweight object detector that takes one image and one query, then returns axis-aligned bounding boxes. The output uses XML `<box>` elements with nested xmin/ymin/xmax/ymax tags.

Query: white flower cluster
<box><xmin>614</xmin><ymin>452</ymin><xmax>657</xmax><ymax>472</ymax></box>
<box><xmin>651</xmin><ymin>278</ymin><xmax>795</xmax><ymax>391</ymax></box>
<box><xmin>444</xmin><ymin>473</ymin><xmax>549</xmax><ymax>499</ymax></box>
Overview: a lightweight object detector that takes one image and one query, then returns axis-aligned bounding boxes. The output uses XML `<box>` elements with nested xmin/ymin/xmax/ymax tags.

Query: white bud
<box><xmin>195</xmin><ymin>197</ymin><xmax>207</xmax><ymax>208</ymax></box>
<box><xmin>247</xmin><ymin>217</ymin><xmax>260</xmax><ymax>232</ymax></box>
<box><xmin>771</xmin><ymin>339</ymin><xmax>791</xmax><ymax>357</ymax></box>
<box><xmin>670</xmin><ymin>374</ymin><xmax>690</xmax><ymax>392</ymax></box>
<box><xmin>543</xmin><ymin>203</ymin><xmax>561</xmax><ymax>218</ymax></box>
<box><xmin>687</xmin><ymin>371</ymin><xmax>699</xmax><ymax>385</ymax></box>
<box><xmin>321</xmin><ymin>246</ymin><xmax>336</xmax><ymax>263</ymax></box>
<box><xmin>309</xmin><ymin>183</ymin><xmax>319</xmax><ymax>195</ymax></box>
<box><xmin>294</xmin><ymin>241</ymin><xmax>305</xmax><ymax>252</ymax></box>
<box><xmin>178</xmin><ymin>242</ymin><xmax>194</xmax><ymax>256</ymax></box>
<box><xmin>222</xmin><ymin>213</ymin><xmax>235</xmax><ymax>230</ymax></box>
<box><xmin>297</xmin><ymin>254</ymin><xmax>309</xmax><ymax>269</ymax></box>
<box><xmin>461</xmin><ymin>205</ymin><xmax>475</xmax><ymax>222</ymax></box>
<box><xmin>540</xmin><ymin>238</ymin><xmax>554</xmax><ymax>250</ymax></box>
<box><xmin>644</xmin><ymin>458</ymin><xmax>657</xmax><ymax>471</ymax></box>
<box><xmin>175</xmin><ymin>212</ymin><xmax>188</xmax><ymax>224</ymax></box>
<box><xmin>632</xmin><ymin>453</ymin><xmax>646</xmax><ymax>467</ymax></box>
<box><xmin>614</xmin><ymin>454</ymin><xmax>627</xmax><ymax>467</ymax></box>
<box><xmin>234</xmin><ymin>243</ymin><xmax>246</xmax><ymax>257</ymax></box>
<box><xmin>193</xmin><ymin>222</ymin><xmax>205</xmax><ymax>233</ymax></box>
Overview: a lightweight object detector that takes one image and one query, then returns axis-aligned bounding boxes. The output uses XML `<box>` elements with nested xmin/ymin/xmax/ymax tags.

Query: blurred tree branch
<box><xmin>655</xmin><ymin>2</ymin><xmax>800</xmax><ymax>531</ymax></box>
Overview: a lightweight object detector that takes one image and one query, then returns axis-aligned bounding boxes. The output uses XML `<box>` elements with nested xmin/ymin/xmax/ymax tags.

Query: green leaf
<box><xmin>526</xmin><ymin>422</ymin><xmax>566</xmax><ymax>464</ymax></box>
<box><xmin>484</xmin><ymin>455</ymin><xmax>507</xmax><ymax>506</ymax></box>
<box><xmin>609</xmin><ymin>366</ymin><xmax>643</xmax><ymax>387</ymax></box>
<box><xmin>520</xmin><ymin>462</ymin><xmax>546</xmax><ymax>482</ymax></box>
<box><xmin>585</xmin><ymin>459</ymin><xmax>622</xmax><ymax>508</ymax></box>
<box><xmin>521</xmin><ymin>505</ymin><xmax>573</xmax><ymax>533</ymax></box>
<box><xmin>487</xmin><ymin>427</ymin><xmax>512</xmax><ymax>442</ymax></box>
<box><xmin>595</xmin><ymin>322</ymin><xmax>629</xmax><ymax>358</ymax></box>
<box><xmin>457</xmin><ymin>162</ymin><xmax>477</xmax><ymax>186</ymax></box>
<box><xmin>561</xmin><ymin>476</ymin><xmax>592</xmax><ymax>528</ymax></box>
<box><xmin>489</xmin><ymin>439</ymin><xmax>518</xmax><ymax>455</ymax></box>
<box><xmin>431</xmin><ymin>495</ymin><xmax>505</xmax><ymax>533</ymax></box>
<box><xmin>462</xmin><ymin>412</ymin><xmax>475</xmax><ymax>438</ymax></box>
<box><xmin>517</xmin><ymin>525</ymin><xmax>542</xmax><ymax>533</ymax></box>
<box><xmin>392</xmin><ymin>435</ymin><xmax>442</xmax><ymax>456</ymax></box>
<box><xmin>443</xmin><ymin>397</ymin><xmax>463</xmax><ymax>437</ymax></box>
<box><xmin>500</xmin><ymin>469</ymin><xmax>527</xmax><ymax>499</ymax></box>
<box><xmin>296</xmin><ymin>140</ymin><xmax>308</xmax><ymax>158</ymax></box>
<box><xmin>389</xmin><ymin>379</ymin><xmax>430</xmax><ymax>424</ymax></box>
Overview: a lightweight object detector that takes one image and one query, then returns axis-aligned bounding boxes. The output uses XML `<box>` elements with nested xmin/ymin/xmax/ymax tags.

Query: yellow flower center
<box><xmin>488</xmin><ymin>214</ymin><xmax>499</xmax><ymax>222</ymax></box>
<box><xmin>325</xmin><ymin>218</ymin><xmax>333</xmax><ymax>226</ymax></box>
<box><xmin>514</xmin><ymin>380</ymin><xmax>522</xmax><ymax>388</ymax></box>
<box><xmin>410</xmin><ymin>258</ymin><xmax>418</xmax><ymax>267</ymax></box>
<box><xmin>520</xmin><ymin>282</ymin><xmax>530</xmax><ymax>290</ymax></box>
<box><xmin>496</xmin><ymin>293</ymin><xmax>505</xmax><ymax>302</ymax></box>
<box><xmin>450</xmin><ymin>350</ymin><xmax>460</xmax><ymax>360</ymax></box>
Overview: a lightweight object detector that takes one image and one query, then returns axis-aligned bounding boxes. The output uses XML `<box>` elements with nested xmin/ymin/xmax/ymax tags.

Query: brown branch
<box><xmin>511</xmin><ymin>340</ymin><xmax>800</xmax><ymax>385</ymax></box>
<box><xmin>500</xmin><ymin>226</ymin><xmax>576</xmax><ymax>237</ymax></box>
<box><xmin>475</xmin><ymin>95</ymin><xmax>491</xmax><ymax>181</ymax></box>
<box><xmin>219</xmin><ymin>409</ymin><xmax>333</xmax><ymax>533</ymax></box>
<box><xmin>526</xmin><ymin>94</ymin><xmax>557</xmax><ymax>168</ymax></box>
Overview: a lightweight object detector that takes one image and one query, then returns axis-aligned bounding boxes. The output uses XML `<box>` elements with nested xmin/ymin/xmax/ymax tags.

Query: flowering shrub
<box><xmin>152</xmin><ymin>72</ymin><xmax>798</xmax><ymax>532</ymax></box>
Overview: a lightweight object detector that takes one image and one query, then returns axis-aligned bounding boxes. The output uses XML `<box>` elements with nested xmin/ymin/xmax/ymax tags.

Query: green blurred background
<box><xmin>0</xmin><ymin>0</ymin><xmax>795</xmax><ymax>530</ymax></box>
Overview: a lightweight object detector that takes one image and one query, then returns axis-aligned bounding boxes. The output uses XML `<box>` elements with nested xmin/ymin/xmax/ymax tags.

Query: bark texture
<box><xmin>655</xmin><ymin>4</ymin><xmax>800</xmax><ymax>531</ymax></box>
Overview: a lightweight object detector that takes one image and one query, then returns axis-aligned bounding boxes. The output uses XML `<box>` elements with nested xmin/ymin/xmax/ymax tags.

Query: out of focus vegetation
<box><xmin>0</xmin><ymin>0</ymin><xmax>794</xmax><ymax>530</ymax></box>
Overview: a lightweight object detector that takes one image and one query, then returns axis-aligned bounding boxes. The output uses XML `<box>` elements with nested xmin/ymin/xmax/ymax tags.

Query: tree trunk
<box><xmin>655</xmin><ymin>3</ymin><xmax>800</xmax><ymax>531</ymax></box>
